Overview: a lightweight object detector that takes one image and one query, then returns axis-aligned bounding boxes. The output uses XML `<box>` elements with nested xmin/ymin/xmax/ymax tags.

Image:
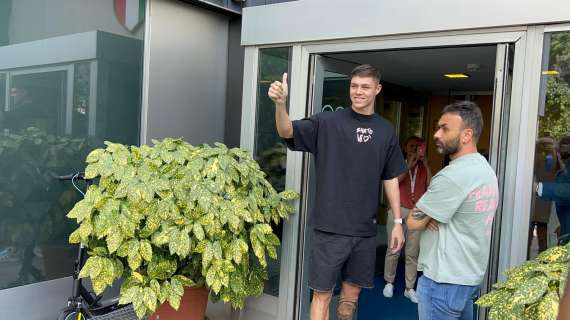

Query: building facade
<box><xmin>1</xmin><ymin>0</ymin><xmax>570</xmax><ymax>319</ymax></box>
<box><xmin>238</xmin><ymin>0</ymin><xmax>570</xmax><ymax>319</ymax></box>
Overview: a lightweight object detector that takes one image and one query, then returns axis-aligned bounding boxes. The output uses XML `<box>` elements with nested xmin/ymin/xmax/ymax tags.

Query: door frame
<box><xmin>240</xmin><ymin>26</ymin><xmax>543</xmax><ymax>320</ymax></box>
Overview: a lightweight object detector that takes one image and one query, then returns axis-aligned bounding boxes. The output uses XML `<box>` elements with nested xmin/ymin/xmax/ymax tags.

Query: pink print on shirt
<box><xmin>356</xmin><ymin>128</ymin><xmax>373</xmax><ymax>143</ymax></box>
<box><xmin>469</xmin><ymin>184</ymin><xmax>499</xmax><ymax>236</ymax></box>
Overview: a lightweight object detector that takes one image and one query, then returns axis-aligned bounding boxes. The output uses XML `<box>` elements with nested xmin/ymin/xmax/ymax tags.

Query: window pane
<box><xmin>72</xmin><ymin>62</ymin><xmax>90</xmax><ymax>137</ymax></box>
<box><xmin>254</xmin><ymin>47</ymin><xmax>291</xmax><ymax>296</ymax></box>
<box><xmin>528</xmin><ymin>31</ymin><xmax>570</xmax><ymax>260</ymax></box>
<box><xmin>0</xmin><ymin>1</ymin><xmax>145</xmax><ymax>289</ymax></box>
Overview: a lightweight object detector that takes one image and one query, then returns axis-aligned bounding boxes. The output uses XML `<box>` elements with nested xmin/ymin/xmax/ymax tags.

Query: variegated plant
<box><xmin>66</xmin><ymin>138</ymin><xmax>299</xmax><ymax>318</ymax></box>
<box><xmin>476</xmin><ymin>243</ymin><xmax>570</xmax><ymax>319</ymax></box>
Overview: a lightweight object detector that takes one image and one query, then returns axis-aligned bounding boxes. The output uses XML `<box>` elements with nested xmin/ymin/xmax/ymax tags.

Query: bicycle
<box><xmin>55</xmin><ymin>172</ymin><xmax>141</xmax><ymax>320</ymax></box>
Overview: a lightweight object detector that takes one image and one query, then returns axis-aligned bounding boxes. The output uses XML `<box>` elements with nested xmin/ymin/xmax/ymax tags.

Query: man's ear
<box><xmin>463</xmin><ymin>128</ymin><xmax>474</xmax><ymax>144</ymax></box>
<box><xmin>376</xmin><ymin>83</ymin><xmax>382</xmax><ymax>95</ymax></box>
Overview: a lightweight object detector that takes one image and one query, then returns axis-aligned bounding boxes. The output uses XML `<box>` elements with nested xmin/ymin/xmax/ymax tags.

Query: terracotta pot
<box><xmin>149</xmin><ymin>287</ymin><xmax>209</xmax><ymax>320</ymax></box>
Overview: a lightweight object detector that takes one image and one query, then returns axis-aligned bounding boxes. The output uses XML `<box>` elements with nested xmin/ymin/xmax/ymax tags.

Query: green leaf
<box><xmin>106</xmin><ymin>226</ymin><xmax>123</xmax><ymax>254</ymax></box>
<box><xmin>173</xmin><ymin>275</ymin><xmax>196</xmax><ymax>287</ymax></box>
<box><xmin>79</xmin><ymin>256</ymin><xmax>98</xmax><ymax>279</ymax></box>
<box><xmin>168</xmin><ymin>293</ymin><xmax>182</xmax><ymax>311</ymax></box>
<box><xmin>213</xmin><ymin>241</ymin><xmax>223</xmax><ymax>260</ymax></box>
<box><xmin>537</xmin><ymin>245</ymin><xmax>568</xmax><ymax>264</ymax></box>
<box><xmin>86</xmin><ymin>148</ymin><xmax>105</xmax><ymax>163</ymax></box>
<box><xmin>132</xmin><ymin>271</ymin><xmax>144</xmax><ymax>283</ymax></box>
<box><xmin>113</xmin><ymin>259</ymin><xmax>124</xmax><ymax>279</ymax></box>
<box><xmin>159</xmin><ymin>281</ymin><xmax>171</xmax><ymax>304</ymax></box>
<box><xmin>267</xmin><ymin>245</ymin><xmax>277</xmax><ymax>259</ymax></box>
<box><xmin>203</xmin><ymin>242</ymin><xmax>214</xmax><ymax>270</ymax></box>
<box><xmin>511</xmin><ymin>275</ymin><xmax>549</xmax><ymax>305</ymax></box>
<box><xmin>537</xmin><ymin>289</ymin><xmax>559</xmax><ymax>320</ymax></box>
<box><xmin>147</xmin><ymin>255</ymin><xmax>178</xmax><ymax>280</ymax></box>
<box><xmin>67</xmin><ymin>200</ymin><xmax>92</xmax><ymax>223</ymax></box>
<box><xmin>150</xmin><ymin>279</ymin><xmax>161</xmax><ymax>296</ymax></box>
<box><xmin>89</xmin><ymin>247</ymin><xmax>108</xmax><ymax>256</ymax></box>
<box><xmin>230</xmin><ymin>240</ymin><xmax>244</xmax><ymax>264</ymax></box>
<box><xmin>139</xmin><ymin>240</ymin><xmax>153</xmax><ymax>262</ymax></box>
<box><xmin>117</xmin><ymin>241</ymin><xmax>131</xmax><ymax>257</ymax></box>
<box><xmin>169</xmin><ymin>229</ymin><xmax>191</xmax><ymax>258</ymax></box>
<box><xmin>477</xmin><ymin>288</ymin><xmax>513</xmax><ymax>307</ymax></box>
<box><xmin>128</xmin><ymin>253</ymin><xmax>142</xmax><ymax>271</ymax></box>
<box><xmin>161</xmin><ymin>149</ymin><xmax>174</xmax><ymax>164</ymax></box>
<box><xmin>85</xmin><ymin>163</ymin><xmax>100</xmax><ymax>179</ymax></box>
<box><xmin>251</xmin><ymin>237</ymin><xmax>266</xmax><ymax>267</ymax></box>
<box><xmin>143</xmin><ymin>286</ymin><xmax>158</xmax><ymax>313</ymax></box>
<box><xmin>279</xmin><ymin>190</ymin><xmax>300</xmax><ymax>201</ymax></box>
<box><xmin>206</xmin><ymin>267</ymin><xmax>216</xmax><ymax>288</ymax></box>
<box><xmin>119</xmin><ymin>286</ymin><xmax>139</xmax><ymax>305</ymax></box>
<box><xmin>171</xmin><ymin>277</ymin><xmax>184</xmax><ymax>297</ymax></box>
<box><xmin>134</xmin><ymin>303</ymin><xmax>147</xmax><ymax>320</ymax></box>
<box><xmin>78</xmin><ymin>221</ymin><xmax>93</xmax><ymax>242</ymax></box>
<box><xmin>193</xmin><ymin>223</ymin><xmax>205</xmax><ymax>241</ymax></box>
<box><xmin>69</xmin><ymin>228</ymin><xmax>81</xmax><ymax>244</ymax></box>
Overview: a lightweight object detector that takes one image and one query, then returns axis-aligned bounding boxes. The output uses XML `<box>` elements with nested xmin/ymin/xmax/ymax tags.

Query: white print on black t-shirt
<box><xmin>356</xmin><ymin>127</ymin><xmax>373</xmax><ymax>143</ymax></box>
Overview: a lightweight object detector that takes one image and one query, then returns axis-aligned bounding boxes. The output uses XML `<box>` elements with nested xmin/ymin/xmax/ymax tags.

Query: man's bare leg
<box><xmin>337</xmin><ymin>282</ymin><xmax>361</xmax><ymax>320</ymax></box>
<box><xmin>311</xmin><ymin>290</ymin><xmax>333</xmax><ymax>320</ymax></box>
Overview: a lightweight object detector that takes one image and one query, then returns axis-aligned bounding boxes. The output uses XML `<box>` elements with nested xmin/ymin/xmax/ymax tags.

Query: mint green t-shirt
<box><xmin>416</xmin><ymin>153</ymin><xmax>499</xmax><ymax>286</ymax></box>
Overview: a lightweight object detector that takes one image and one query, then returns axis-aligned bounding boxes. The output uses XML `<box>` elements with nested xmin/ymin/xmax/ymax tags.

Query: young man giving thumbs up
<box><xmin>268</xmin><ymin>65</ymin><xmax>407</xmax><ymax>320</ymax></box>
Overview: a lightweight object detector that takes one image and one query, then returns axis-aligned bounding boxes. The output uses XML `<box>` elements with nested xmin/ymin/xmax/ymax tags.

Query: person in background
<box><xmin>529</xmin><ymin>137</ymin><xmax>558</xmax><ymax>255</ymax></box>
<box><xmin>536</xmin><ymin>136</ymin><xmax>570</xmax><ymax>242</ymax></box>
<box><xmin>383</xmin><ymin>136</ymin><xmax>432</xmax><ymax>303</ymax></box>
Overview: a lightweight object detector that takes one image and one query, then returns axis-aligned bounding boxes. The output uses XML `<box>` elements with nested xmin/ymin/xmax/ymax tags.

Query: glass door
<box><xmin>476</xmin><ymin>43</ymin><xmax>514</xmax><ymax>319</ymax></box>
<box><xmin>296</xmin><ymin>46</ymin><xmax>515</xmax><ymax>320</ymax></box>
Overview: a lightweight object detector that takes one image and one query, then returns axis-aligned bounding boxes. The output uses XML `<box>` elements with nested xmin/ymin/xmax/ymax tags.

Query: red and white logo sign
<box><xmin>114</xmin><ymin>0</ymin><xmax>146</xmax><ymax>33</ymax></box>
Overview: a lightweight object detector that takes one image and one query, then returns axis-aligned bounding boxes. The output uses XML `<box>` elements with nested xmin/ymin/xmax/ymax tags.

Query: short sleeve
<box><xmin>416</xmin><ymin>174</ymin><xmax>465</xmax><ymax>223</ymax></box>
<box><xmin>380</xmin><ymin>132</ymin><xmax>407</xmax><ymax>180</ymax></box>
<box><xmin>285</xmin><ymin>114</ymin><xmax>319</xmax><ymax>154</ymax></box>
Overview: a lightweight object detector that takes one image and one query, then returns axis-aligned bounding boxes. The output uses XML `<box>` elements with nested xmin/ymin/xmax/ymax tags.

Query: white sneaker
<box><xmin>382</xmin><ymin>283</ymin><xmax>394</xmax><ymax>298</ymax></box>
<box><xmin>404</xmin><ymin>288</ymin><xmax>419</xmax><ymax>303</ymax></box>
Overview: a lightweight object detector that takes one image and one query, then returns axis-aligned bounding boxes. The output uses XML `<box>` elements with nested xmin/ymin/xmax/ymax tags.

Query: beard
<box><xmin>435</xmin><ymin>136</ymin><xmax>460</xmax><ymax>155</ymax></box>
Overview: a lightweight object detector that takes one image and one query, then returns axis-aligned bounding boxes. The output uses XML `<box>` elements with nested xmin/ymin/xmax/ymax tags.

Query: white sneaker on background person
<box><xmin>383</xmin><ymin>283</ymin><xmax>394</xmax><ymax>298</ymax></box>
<box><xmin>404</xmin><ymin>288</ymin><xmax>419</xmax><ymax>303</ymax></box>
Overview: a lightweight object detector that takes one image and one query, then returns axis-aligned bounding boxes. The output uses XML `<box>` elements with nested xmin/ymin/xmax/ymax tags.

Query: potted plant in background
<box><xmin>65</xmin><ymin>138</ymin><xmax>299</xmax><ymax>319</ymax></box>
<box><xmin>476</xmin><ymin>242</ymin><xmax>570</xmax><ymax>319</ymax></box>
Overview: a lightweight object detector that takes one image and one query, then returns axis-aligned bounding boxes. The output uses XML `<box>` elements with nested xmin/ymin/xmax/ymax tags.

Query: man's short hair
<box><xmin>351</xmin><ymin>64</ymin><xmax>381</xmax><ymax>82</ymax></box>
<box><xmin>442</xmin><ymin>101</ymin><xmax>484</xmax><ymax>143</ymax></box>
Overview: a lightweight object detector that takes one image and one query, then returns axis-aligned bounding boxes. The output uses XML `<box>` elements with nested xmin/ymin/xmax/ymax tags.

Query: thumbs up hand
<box><xmin>268</xmin><ymin>73</ymin><xmax>289</xmax><ymax>105</ymax></box>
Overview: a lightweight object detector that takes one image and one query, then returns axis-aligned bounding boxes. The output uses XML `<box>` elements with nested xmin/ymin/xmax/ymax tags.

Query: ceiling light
<box><xmin>444</xmin><ymin>73</ymin><xmax>469</xmax><ymax>79</ymax></box>
<box><xmin>542</xmin><ymin>70</ymin><xmax>559</xmax><ymax>76</ymax></box>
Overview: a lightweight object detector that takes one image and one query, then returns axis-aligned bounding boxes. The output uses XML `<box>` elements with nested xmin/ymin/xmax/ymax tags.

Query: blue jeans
<box><xmin>417</xmin><ymin>275</ymin><xmax>480</xmax><ymax>320</ymax></box>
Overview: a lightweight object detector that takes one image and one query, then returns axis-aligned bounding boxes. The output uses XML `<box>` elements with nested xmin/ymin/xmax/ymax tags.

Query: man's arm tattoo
<box><xmin>411</xmin><ymin>208</ymin><xmax>428</xmax><ymax>220</ymax></box>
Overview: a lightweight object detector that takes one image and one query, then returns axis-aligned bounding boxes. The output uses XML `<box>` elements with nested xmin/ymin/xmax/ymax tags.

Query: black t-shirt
<box><xmin>286</xmin><ymin>107</ymin><xmax>407</xmax><ymax>237</ymax></box>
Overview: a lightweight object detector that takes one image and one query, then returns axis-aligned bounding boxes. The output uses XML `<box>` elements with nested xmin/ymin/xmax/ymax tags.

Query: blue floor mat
<box><xmin>356</xmin><ymin>250</ymin><xmax>419</xmax><ymax>320</ymax></box>
<box><xmin>357</xmin><ymin>276</ymin><xmax>418</xmax><ymax>320</ymax></box>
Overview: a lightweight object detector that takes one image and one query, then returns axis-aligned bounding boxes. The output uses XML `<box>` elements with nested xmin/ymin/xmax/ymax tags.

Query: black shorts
<box><xmin>309</xmin><ymin>229</ymin><xmax>376</xmax><ymax>292</ymax></box>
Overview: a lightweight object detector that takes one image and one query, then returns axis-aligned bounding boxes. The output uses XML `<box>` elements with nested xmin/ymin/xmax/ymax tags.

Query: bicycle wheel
<box><xmin>58</xmin><ymin>309</ymin><xmax>87</xmax><ymax>320</ymax></box>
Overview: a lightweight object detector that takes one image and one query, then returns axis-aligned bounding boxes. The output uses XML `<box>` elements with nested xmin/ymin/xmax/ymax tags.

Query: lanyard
<box><xmin>409</xmin><ymin>164</ymin><xmax>419</xmax><ymax>199</ymax></box>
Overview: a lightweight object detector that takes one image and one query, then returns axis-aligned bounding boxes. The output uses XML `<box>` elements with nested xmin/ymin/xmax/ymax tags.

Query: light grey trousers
<box><xmin>384</xmin><ymin>207</ymin><xmax>421</xmax><ymax>289</ymax></box>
